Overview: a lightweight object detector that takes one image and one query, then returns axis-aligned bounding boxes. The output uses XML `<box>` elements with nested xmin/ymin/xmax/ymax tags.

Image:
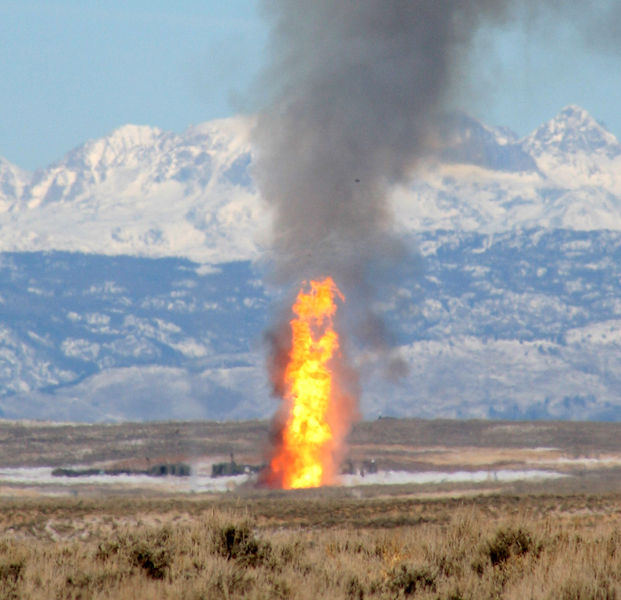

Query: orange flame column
<box><xmin>269</xmin><ymin>277</ymin><xmax>345</xmax><ymax>489</ymax></box>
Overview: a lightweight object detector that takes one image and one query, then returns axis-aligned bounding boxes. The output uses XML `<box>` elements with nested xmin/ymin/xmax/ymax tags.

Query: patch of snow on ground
<box><xmin>340</xmin><ymin>469</ymin><xmax>566</xmax><ymax>487</ymax></box>
<box><xmin>0</xmin><ymin>466</ymin><xmax>254</xmax><ymax>493</ymax></box>
<box><xmin>0</xmin><ymin>467</ymin><xmax>566</xmax><ymax>494</ymax></box>
<box><xmin>526</xmin><ymin>456</ymin><xmax>621</xmax><ymax>467</ymax></box>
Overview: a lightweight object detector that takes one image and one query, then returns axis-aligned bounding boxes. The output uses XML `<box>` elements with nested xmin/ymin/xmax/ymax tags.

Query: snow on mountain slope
<box><xmin>436</xmin><ymin>112</ymin><xmax>536</xmax><ymax>173</ymax></box>
<box><xmin>397</xmin><ymin>164</ymin><xmax>621</xmax><ymax>233</ymax></box>
<box><xmin>0</xmin><ymin>254</ymin><xmax>272</xmax><ymax>421</ymax></box>
<box><xmin>360</xmin><ymin>229</ymin><xmax>621</xmax><ymax>422</ymax></box>
<box><xmin>0</xmin><ymin>157</ymin><xmax>28</xmax><ymax>212</ymax></box>
<box><xmin>522</xmin><ymin>105</ymin><xmax>621</xmax><ymax>191</ymax></box>
<box><xmin>1</xmin><ymin>229</ymin><xmax>620</xmax><ymax>422</ymax></box>
<box><xmin>395</xmin><ymin>106</ymin><xmax>621</xmax><ymax>233</ymax></box>
<box><xmin>1</xmin><ymin>117</ymin><xmax>267</xmax><ymax>263</ymax></box>
<box><xmin>369</xmin><ymin>331</ymin><xmax>621</xmax><ymax>421</ymax></box>
<box><xmin>0</xmin><ymin>107</ymin><xmax>621</xmax><ymax>422</ymax></box>
<box><xmin>0</xmin><ymin>106</ymin><xmax>620</xmax><ymax>264</ymax></box>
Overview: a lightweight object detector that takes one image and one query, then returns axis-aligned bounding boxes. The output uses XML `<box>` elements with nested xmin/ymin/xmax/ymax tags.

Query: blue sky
<box><xmin>1</xmin><ymin>1</ymin><xmax>620</xmax><ymax>170</ymax></box>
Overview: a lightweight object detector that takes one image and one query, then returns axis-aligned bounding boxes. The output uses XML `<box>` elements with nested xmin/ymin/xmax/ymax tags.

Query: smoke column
<box><xmin>252</xmin><ymin>0</ymin><xmax>621</xmax><ymax>284</ymax></box>
<box><xmin>251</xmin><ymin>1</ymin><xmax>621</xmax><ymax>481</ymax></box>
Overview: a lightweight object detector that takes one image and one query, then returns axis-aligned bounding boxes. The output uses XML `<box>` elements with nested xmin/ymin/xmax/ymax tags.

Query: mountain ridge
<box><xmin>0</xmin><ymin>106</ymin><xmax>620</xmax><ymax>422</ymax></box>
<box><xmin>1</xmin><ymin>228</ymin><xmax>620</xmax><ymax>423</ymax></box>
<box><xmin>0</xmin><ymin>106</ymin><xmax>620</xmax><ymax>264</ymax></box>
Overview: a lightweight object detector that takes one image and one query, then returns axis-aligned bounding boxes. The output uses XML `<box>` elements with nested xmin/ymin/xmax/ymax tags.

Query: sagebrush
<box><xmin>0</xmin><ymin>494</ymin><xmax>620</xmax><ymax>599</ymax></box>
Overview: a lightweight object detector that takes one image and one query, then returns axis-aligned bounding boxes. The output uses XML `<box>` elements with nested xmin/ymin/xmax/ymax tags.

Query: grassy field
<box><xmin>2</xmin><ymin>417</ymin><xmax>621</xmax><ymax>467</ymax></box>
<box><xmin>2</xmin><ymin>418</ymin><xmax>621</xmax><ymax>597</ymax></box>
<box><xmin>1</xmin><ymin>492</ymin><xmax>621</xmax><ymax>599</ymax></box>
<box><xmin>2</xmin><ymin>417</ymin><xmax>621</xmax><ymax>497</ymax></box>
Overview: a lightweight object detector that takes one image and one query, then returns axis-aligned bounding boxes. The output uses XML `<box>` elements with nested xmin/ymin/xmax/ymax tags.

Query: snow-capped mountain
<box><xmin>524</xmin><ymin>105</ymin><xmax>621</xmax><ymax>165</ymax></box>
<box><xmin>1</xmin><ymin>105</ymin><xmax>621</xmax><ymax>261</ymax></box>
<box><xmin>0</xmin><ymin>117</ymin><xmax>266</xmax><ymax>263</ymax></box>
<box><xmin>0</xmin><ymin>106</ymin><xmax>620</xmax><ymax>422</ymax></box>
<box><xmin>0</xmin><ymin>157</ymin><xmax>28</xmax><ymax>210</ymax></box>
<box><xmin>436</xmin><ymin>111</ymin><xmax>536</xmax><ymax>173</ymax></box>
<box><xmin>394</xmin><ymin>106</ymin><xmax>621</xmax><ymax>234</ymax></box>
<box><xmin>522</xmin><ymin>105</ymin><xmax>621</xmax><ymax>196</ymax></box>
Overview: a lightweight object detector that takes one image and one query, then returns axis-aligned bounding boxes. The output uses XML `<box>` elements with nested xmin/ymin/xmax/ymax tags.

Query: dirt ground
<box><xmin>1</xmin><ymin>418</ymin><xmax>621</xmax><ymax>498</ymax></box>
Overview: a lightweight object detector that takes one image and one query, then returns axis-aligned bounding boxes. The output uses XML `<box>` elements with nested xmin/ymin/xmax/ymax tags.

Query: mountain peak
<box><xmin>558</xmin><ymin>104</ymin><xmax>594</xmax><ymax>122</ymax></box>
<box><xmin>0</xmin><ymin>156</ymin><xmax>29</xmax><ymax>204</ymax></box>
<box><xmin>524</xmin><ymin>105</ymin><xmax>620</xmax><ymax>158</ymax></box>
<box><xmin>436</xmin><ymin>111</ymin><xmax>535</xmax><ymax>172</ymax></box>
<box><xmin>102</xmin><ymin>124</ymin><xmax>166</xmax><ymax>151</ymax></box>
<box><xmin>57</xmin><ymin>124</ymin><xmax>172</xmax><ymax>174</ymax></box>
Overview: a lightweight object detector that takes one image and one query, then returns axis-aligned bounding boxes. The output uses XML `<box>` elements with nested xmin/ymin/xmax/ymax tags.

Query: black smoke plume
<box><xmin>251</xmin><ymin>0</ymin><xmax>621</xmax><ymax>399</ymax></box>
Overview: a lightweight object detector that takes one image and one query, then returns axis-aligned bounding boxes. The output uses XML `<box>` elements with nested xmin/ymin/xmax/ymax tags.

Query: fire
<box><xmin>267</xmin><ymin>277</ymin><xmax>347</xmax><ymax>489</ymax></box>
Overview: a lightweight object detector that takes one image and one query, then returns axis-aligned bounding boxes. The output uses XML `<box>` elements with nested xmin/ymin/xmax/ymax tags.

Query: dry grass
<box><xmin>3</xmin><ymin>418</ymin><xmax>621</xmax><ymax>469</ymax></box>
<box><xmin>2</xmin><ymin>416</ymin><xmax>621</xmax><ymax>597</ymax></box>
<box><xmin>1</xmin><ymin>493</ymin><xmax>621</xmax><ymax>599</ymax></box>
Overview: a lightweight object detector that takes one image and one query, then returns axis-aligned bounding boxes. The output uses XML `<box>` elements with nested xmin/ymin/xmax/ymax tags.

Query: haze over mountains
<box><xmin>1</xmin><ymin>105</ymin><xmax>620</xmax><ymax>422</ymax></box>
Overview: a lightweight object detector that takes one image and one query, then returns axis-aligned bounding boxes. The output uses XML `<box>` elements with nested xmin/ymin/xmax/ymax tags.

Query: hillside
<box><xmin>0</xmin><ymin>106</ymin><xmax>620</xmax><ymax>421</ymax></box>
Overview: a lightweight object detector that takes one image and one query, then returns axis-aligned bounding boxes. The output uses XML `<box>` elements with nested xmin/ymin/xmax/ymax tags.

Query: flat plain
<box><xmin>2</xmin><ymin>418</ymin><xmax>621</xmax><ymax>598</ymax></box>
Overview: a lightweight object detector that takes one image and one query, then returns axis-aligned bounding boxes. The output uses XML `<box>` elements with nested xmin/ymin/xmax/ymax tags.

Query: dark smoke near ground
<box><xmin>251</xmin><ymin>0</ymin><xmax>621</xmax><ymax>389</ymax></box>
